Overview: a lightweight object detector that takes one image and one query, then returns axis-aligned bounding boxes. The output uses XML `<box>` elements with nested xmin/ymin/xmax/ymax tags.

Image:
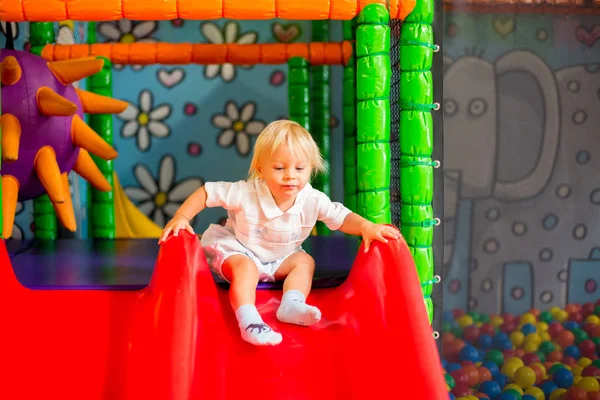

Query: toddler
<box><xmin>159</xmin><ymin>120</ymin><xmax>400</xmax><ymax>346</ymax></box>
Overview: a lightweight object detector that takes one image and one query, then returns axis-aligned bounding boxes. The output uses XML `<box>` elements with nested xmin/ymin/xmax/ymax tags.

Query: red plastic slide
<box><xmin>0</xmin><ymin>233</ymin><xmax>447</xmax><ymax>399</ymax></box>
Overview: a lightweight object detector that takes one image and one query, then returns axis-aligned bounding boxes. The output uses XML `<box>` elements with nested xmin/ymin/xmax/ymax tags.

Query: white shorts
<box><xmin>200</xmin><ymin>224</ymin><xmax>303</xmax><ymax>283</ymax></box>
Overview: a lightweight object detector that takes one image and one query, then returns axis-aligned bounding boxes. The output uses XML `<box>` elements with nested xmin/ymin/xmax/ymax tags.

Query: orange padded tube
<box><xmin>40</xmin><ymin>42</ymin><xmax>355</xmax><ymax>66</ymax></box>
<box><xmin>0</xmin><ymin>0</ymin><xmax>416</xmax><ymax>21</ymax></box>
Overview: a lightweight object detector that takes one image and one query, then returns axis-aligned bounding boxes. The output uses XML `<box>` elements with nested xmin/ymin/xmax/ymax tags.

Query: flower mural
<box><xmin>118</xmin><ymin>90</ymin><xmax>171</xmax><ymax>152</ymax></box>
<box><xmin>97</xmin><ymin>20</ymin><xmax>157</xmax><ymax>70</ymax></box>
<box><xmin>212</xmin><ymin>101</ymin><xmax>265</xmax><ymax>156</ymax></box>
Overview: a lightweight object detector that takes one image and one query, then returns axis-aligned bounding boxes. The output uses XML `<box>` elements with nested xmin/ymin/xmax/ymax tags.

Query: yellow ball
<box><xmin>549</xmin><ymin>388</ymin><xmax>567</xmax><ymax>400</ymax></box>
<box><xmin>523</xmin><ymin>341</ymin><xmax>539</xmax><ymax>353</ymax></box>
<box><xmin>490</xmin><ymin>315</ymin><xmax>504</xmax><ymax>327</ymax></box>
<box><xmin>456</xmin><ymin>315</ymin><xmax>474</xmax><ymax>328</ymax></box>
<box><xmin>585</xmin><ymin>314</ymin><xmax>600</xmax><ymax>325</ymax></box>
<box><xmin>574</xmin><ymin>375</ymin><xmax>582</xmax><ymax>384</ymax></box>
<box><xmin>536</xmin><ymin>321</ymin><xmax>549</xmax><ymax>332</ymax></box>
<box><xmin>577</xmin><ymin>357</ymin><xmax>592</xmax><ymax>367</ymax></box>
<box><xmin>524</xmin><ymin>386</ymin><xmax>545</xmax><ymax>400</ymax></box>
<box><xmin>555</xmin><ymin>310</ymin><xmax>569</xmax><ymax>323</ymax></box>
<box><xmin>576</xmin><ymin>376</ymin><xmax>600</xmax><ymax>392</ymax></box>
<box><xmin>476</xmin><ymin>321</ymin><xmax>483</xmax><ymax>327</ymax></box>
<box><xmin>513</xmin><ymin>366</ymin><xmax>536</xmax><ymax>389</ymax></box>
<box><xmin>510</xmin><ymin>331</ymin><xmax>525</xmax><ymax>347</ymax></box>
<box><xmin>501</xmin><ymin>358</ymin><xmax>524</xmax><ymax>380</ymax></box>
<box><xmin>550</xmin><ymin>306</ymin><xmax>562</xmax><ymax>315</ymax></box>
<box><xmin>539</xmin><ymin>332</ymin><xmax>551</xmax><ymax>342</ymax></box>
<box><xmin>504</xmin><ymin>384</ymin><xmax>524</xmax><ymax>394</ymax></box>
<box><xmin>521</xmin><ymin>312</ymin><xmax>537</xmax><ymax>325</ymax></box>
<box><xmin>525</xmin><ymin>333</ymin><xmax>541</xmax><ymax>344</ymax></box>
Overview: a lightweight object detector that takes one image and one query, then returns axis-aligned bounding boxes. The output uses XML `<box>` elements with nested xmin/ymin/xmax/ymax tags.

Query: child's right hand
<box><xmin>159</xmin><ymin>214</ymin><xmax>195</xmax><ymax>244</ymax></box>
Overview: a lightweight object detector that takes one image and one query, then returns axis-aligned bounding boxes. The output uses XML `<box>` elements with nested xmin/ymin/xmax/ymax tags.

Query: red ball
<box><xmin>581</xmin><ymin>365</ymin><xmax>600</xmax><ymax>378</ymax></box>
<box><xmin>566</xmin><ymin>304</ymin><xmax>581</xmax><ymax>313</ymax></box>
<box><xmin>462</xmin><ymin>365</ymin><xmax>480</xmax><ymax>387</ymax></box>
<box><xmin>569</xmin><ymin>312</ymin><xmax>583</xmax><ymax>324</ymax></box>
<box><xmin>583</xmin><ymin>322</ymin><xmax>596</xmax><ymax>336</ymax></box>
<box><xmin>547</xmin><ymin>350</ymin><xmax>563</xmax><ymax>362</ymax></box>
<box><xmin>500</xmin><ymin>321</ymin><xmax>517</xmax><ymax>333</ymax></box>
<box><xmin>473</xmin><ymin>392</ymin><xmax>490</xmax><ymax>399</ymax></box>
<box><xmin>480</xmin><ymin>323</ymin><xmax>496</xmax><ymax>337</ymax></box>
<box><xmin>477</xmin><ymin>367</ymin><xmax>492</xmax><ymax>383</ymax></box>
<box><xmin>563</xmin><ymin>356</ymin><xmax>577</xmax><ymax>367</ymax></box>
<box><xmin>522</xmin><ymin>352</ymin><xmax>541</xmax><ymax>365</ymax></box>
<box><xmin>453</xmin><ymin>309</ymin><xmax>466</xmax><ymax>317</ymax></box>
<box><xmin>451</xmin><ymin>383</ymin><xmax>471</xmax><ymax>397</ymax></box>
<box><xmin>514</xmin><ymin>348</ymin><xmax>526</xmax><ymax>358</ymax></box>
<box><xmin>548</xmin><ymin>321</ymin><xmax>565</xmax><ymax>338</ymax></box>
<box><xmin>463</xmin><ymin>325</ymin><xmax>481</xmax><ymax>343</ymax></box>
<box><xmin>588</xmin><ymin>392</ymin><xmax>600</xmax><ymax>400</ymax></box>
<box><xmin>591</xmin><ymin>325</ymin><xmax>600</xmax><ymax>338</ymax></box>
<box><xmin>582</xmin><ymin>302</ymin><xmax>595</xmax><ymax>317</ymax></box>
<box><xmin>555</xmin><ymin>330</ymin><xmax>575</xmax><ymax>348</ymax></box>
<box><xmin>578</xmin><ymin>339</ymin><xmax>597</xmax><ymax>358</ymax></box>
<box><xmin>503</xmin><ymin>349</ymin><xmax>516</xmax><ymax>359</ymax></box>
<box><xmin>565</xmin><ymin>386</ymin><xmax>588</xmax><ymax>400</ymax></box>
<box><xmin>596</xmin><ymin>298</ymin><xmax>600</xmax><ymax>305</ymax></box>
<box><xmin>450</xmin><ymin>369</ymin><xmax>470</xmax><ymax>387</ymax></box>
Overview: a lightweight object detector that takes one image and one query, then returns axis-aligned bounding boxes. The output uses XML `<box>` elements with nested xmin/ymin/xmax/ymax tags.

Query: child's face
<box><xmin>258</xmin><ymin>143</ymin><xmax>312</xmax><ymax>203</ymax></box>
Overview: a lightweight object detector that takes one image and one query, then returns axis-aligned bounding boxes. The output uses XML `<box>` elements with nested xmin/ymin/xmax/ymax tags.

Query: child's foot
<box><xmin>236</xmin><ymin>304</ymin><xmax>282</xmax><ymax>346</ymax></box>
<box><xmin>276</xmin><ymin>290</ymin><xmax>321</xmax><ymax>326</ymax></box>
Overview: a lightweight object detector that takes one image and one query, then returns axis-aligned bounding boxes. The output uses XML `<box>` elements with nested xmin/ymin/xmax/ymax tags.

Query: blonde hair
<box><xmin>248</xmin><ymin>120</ymin><xmax>326</xmax><ymax>180</ymax></box>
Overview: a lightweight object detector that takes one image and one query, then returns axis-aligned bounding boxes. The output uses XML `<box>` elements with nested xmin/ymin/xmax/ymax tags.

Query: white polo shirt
<box><xmin>203</xmin><ymin>179</ymin><xmax>352</xmax><ymax>262</ymax></box>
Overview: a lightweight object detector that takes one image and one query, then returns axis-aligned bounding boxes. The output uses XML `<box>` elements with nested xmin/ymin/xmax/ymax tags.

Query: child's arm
<box><xmin>338</xmin><ymin>212</ymin><xmax>401</xmax><ymax>252</ymax></box>
<box><xmin>159</xmin><ymin>186</ymin><xmax>207</xmax><ymax>243</ymax></box>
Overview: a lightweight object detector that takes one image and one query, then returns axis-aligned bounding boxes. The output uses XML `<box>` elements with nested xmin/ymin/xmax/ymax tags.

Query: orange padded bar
<box><xmin>40</xmin><ymin>42</ymin><xmax>355</xmax><ymax>66</ymax></box>
<box><xmin>0</xmin><ymin>0</ymin><xmax>416</xmax><ymax>21</ymax></box>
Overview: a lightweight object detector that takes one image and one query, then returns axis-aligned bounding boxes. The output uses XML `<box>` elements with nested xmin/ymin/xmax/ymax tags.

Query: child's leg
<box><xmin>222</xmin><ymin>255</ymin><xmax>282</xmax><ymax>346</ymax></box>
<box><xmin>273</xmin><ymin>252</ymin><xmax>321</xmax><ymax>326</ymax></box>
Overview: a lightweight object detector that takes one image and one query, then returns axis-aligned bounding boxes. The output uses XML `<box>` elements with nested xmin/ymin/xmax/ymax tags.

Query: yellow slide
<box><xmin>113</xmin><ymin>172</ymin><xmax>163</xmax><ymax>238</ymax></box>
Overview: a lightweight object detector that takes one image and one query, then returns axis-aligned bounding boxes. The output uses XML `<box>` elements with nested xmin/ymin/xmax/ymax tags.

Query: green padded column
<box><xmin>399</xmin><ymin>0</ymin><xmax>438</xmax><ymax>323</ymax></box>
<box><xmin>342</xmin><ymin>19</ymin><xmax>357</xmax><ymax>214</ymax></box>
<box><xmin>355</xmin><ymin>4</ymin><xmax>391</xmax><ymax>224</ymax></box>
<box><xmin>30</xmin><ymin>22</ymin><xmax>58</xmax><ymax>240</ymax></box>
<box><xmin>88</xmin><ymin>58</ymin><xmax>116</xmax><ymax>239</ymax></box>
<box><xmin>287</xmin><ymin>57</ymin><xmax>310</xmax><ymax>131</ymax></box>
<box><xmin>311</xmin><ymin>21</ymin><xmax>331</xmax><ymax>235</ymax></box>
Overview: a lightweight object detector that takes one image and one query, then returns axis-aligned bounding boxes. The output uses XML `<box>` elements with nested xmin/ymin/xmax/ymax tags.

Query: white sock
<box><xmin>276</xmin><ymin>290</ymin><xmax>321</xmax><ymax>326</ymax></box>
<box><xmin>235</xmin><ymin>304</ymin><xmax>282</xmax><ymax>346</ymax></box>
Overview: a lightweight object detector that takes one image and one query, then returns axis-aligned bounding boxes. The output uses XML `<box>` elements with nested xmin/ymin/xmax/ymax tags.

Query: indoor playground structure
<box><xmin>0</xmin><ymin>0</ymin><xmax>449</xmax><ymax>399</ymax></box>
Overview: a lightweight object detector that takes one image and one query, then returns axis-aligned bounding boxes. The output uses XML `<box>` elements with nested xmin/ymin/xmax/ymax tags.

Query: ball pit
<box><xmin>443</xmin><ymin>300</ymin><xmax>600</xmax><ymax>400</ymax></box>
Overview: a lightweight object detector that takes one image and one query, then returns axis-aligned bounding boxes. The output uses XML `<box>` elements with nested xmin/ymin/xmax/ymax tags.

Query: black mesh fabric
<box><xmin>390</xmin><ymin>19</ymin><xmax>402</xmax><ymax>228</ymax></box>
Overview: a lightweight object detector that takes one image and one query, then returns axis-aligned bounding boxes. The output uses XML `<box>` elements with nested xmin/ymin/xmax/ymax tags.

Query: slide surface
<box><xmin>113</xmin><ymin>172</ymin><xmax>163</xmax><ymax>238</ymax></box>
<box><xmin>0</xmin><ymin>233</ymin><xmax>446</xmax><ymax>399</ymax></box>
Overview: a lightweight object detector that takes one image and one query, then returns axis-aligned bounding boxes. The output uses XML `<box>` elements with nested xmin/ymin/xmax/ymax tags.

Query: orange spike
<box><xmin>71</xmin><ymin>115</ymin><xmax>118</xmax><ymax>160</ymax></box>
<box><xmin>36</xmin><ymin>86</ymin><xmax>77</xmax><ymax>116</ymax></box>
<box><xmin>73</xmin><ymin>149</ymin><xmax>112</xmax><ymax>191</ymax></box>
<box><xmin>53</xmin><ymin>173</ymin><xmax>77</xmax><ymax>232</ymax></box>
<box><xmin>75</xmin><ymin>89</ymin><xmax>128</xmax><ymax>114</ymax></box>
<box><xmin>47</xmin><ymin>57</ymin><xmax>104</xmax><ymax>85</ymax></box>
<box><xmin>0</xmin><ymin>114</ymin><xmax>21</xmax><ymax>162</ymax></box>
<box><xmin>34</xmin><ymin>146</ymin><xmax>65</xmax><ymax>204</ymax></box>
<box><xmin>0</xmin><ymin>56</ymin><xmax>22</xmax><ymax>85</ymax></box>
<box><xmin>1</xmin><ymin>175</ymin><xmax>19</xmax><ymax>239</ymax></box>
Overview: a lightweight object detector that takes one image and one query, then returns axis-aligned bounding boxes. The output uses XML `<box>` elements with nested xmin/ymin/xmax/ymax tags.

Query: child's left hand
<box><xmin>361</xmin><ymin>223</ymin><xmax>402</xmax><ymax>252</ymax></box>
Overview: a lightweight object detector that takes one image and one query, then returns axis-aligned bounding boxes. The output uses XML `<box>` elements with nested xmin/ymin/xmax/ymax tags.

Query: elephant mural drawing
<box><xmin>442</xmin><ymin>49</ymin><xmax>600</xmax><ymax>315</ymax></box>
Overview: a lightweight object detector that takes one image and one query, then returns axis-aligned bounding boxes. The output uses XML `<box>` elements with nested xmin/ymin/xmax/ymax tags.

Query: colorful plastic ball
<box><xmin>523</xmin><ymin>341</ymin><xmax>540</xmax><ymax>353</ymax></box>
<box><xmin>539</xmin><ymin>311</ymin><xmax>553</xmax><ymax>323</ymax></box>
<box><xmin>586</xmin><ymin>315</ymin><xmax>600</xmax><ymax>325</ymax></box>
<box><xmin>448</xmin><ymin>363</ymin><xmax>463</xmax><ymax>373</ymax></box>
<box><xmin>565</xmin><ymin>386</ymin><xmax>588</xmax><ymax>400</ymax></box>
<box><xmin>578</xmin><ymin>339</ymin><xmax>596</xmax><ymax>358</ymax></box>
<box><xmin>539</xmin><ymin>341</ymin><xmax>557</xmax><ymax>355</ymax></box>
<box><xmin>524</xmin><ymin>386</ymin><xmax>545</xmax><ymax>400</ymax></box>
<box><xmin>481</xmin><ymin>361</ymin><xmax>500</xmax><ymax>377</ymax></box>
<box><xmin>521</xmin><ymin>313</ymin><xmax>537</xmax><ymax>325</ymax></box>
<box><xmin>547</xmin><ymin>350</ymin><xmax>564</xmax><ymax>363</ymax></box>
<box><xmin>581</xmin><ymin>365</ymin><xmax>600</xmax><ymax>377</ymax></box>
<box><xmin>493</xmin><ymin>373</ymin><xmax>509</xmax><ymax>388</ymax></box>
<box><xmin>504</xmin><ymin>384</ymin><xmax>524</xmax><ymax>395</ymax></box>
<box><xmin>457</xmin><ymin>315</ymin><xmax>475</xmax><ymax>329</ymax></box>
<box><xmin>477</xmin><ymin>334</ymin><xmax>493</xmax><ymax>350</ymax></box>
<box><xmin>496</xmin><ymin>391</ymin><xmax>520</xmax><ymax>400</ymax></box>
<box><xmin>549</xmin><ymin>363</ymin><xmax>568</xmax><ymax>374</ymax></box>
<box><xmin>522</xmin><ymin>353</ymin><xmax>541</xmax><ymax>365</ymax></box>
<box><xmin>549</xmin><ymin>388</ymin><xmax>567</xmax><ymax>400</ymax></box>
<box><xmin>502</xmin><ymin>358</ymin><xmax>525</xmax><ymax>380</ymax></box>
<box><xmin>549</xmin><ymin>322</ymin><xmax>565</xmax><ymax>338</ymax></box>
<box><xmin>522</xmin><ymin>323</ymin><xmax>537</xmax><ymax>334</ymax></box>
<box><xmin>452</xmin><ymin>383</ymin><xmax>471</xmax><ymax>397</ymax></box>
<box><xmin>576</xmin><ymin>357</ymin><xmax>592</xmax><ymax>368</ymax></box>
<box><xmin>556</xmin><ymin>331</ymin><xmax>576</xmax><ymax>348</ymax></box>
<box><xmin>540</xmin><ymin>381</ymin><xmax>559</xmax><ymax>398</ymax></box>
<box><xmin>479</xmin><ymin>324</ymin><xmax>496</xmax><ymax>337</ymax></box>
<box><xmin>462</xmin><ymin>365</ymin><xmax>480</xmax><ymax>387</ymax></box>
<box><xmin>484</xmin><ymin>349</ymin><xmax>505</xmax><ymax>366</ymax></box>
<box><xmin>563</xmin><ymin>345</ymin><xmax>581</xmax><ymax>359</ymax></box>
<box><xmin>587</xmin><ymin>392</ymin><xmax>600</xmax><ymax>400</ymax></box>
<box><xmin>446</xmin><ymin>373</ymin><xmax>457</xmax><ymax>389</ymax></box>
<box><xmin>514</xmin><ymin>366</ymin><xmax>537</xmax><ymax>389</ymax></box>
<box><xmin>449</xmin><ymin>393</ymin><xmax>456</xmax><ymax>400</ymax></box>
<box><xmin>522</xmin><ymin>396</ymin><xmax>536</xmax><ymax>400</ymax></box>
<box><xmin>463</xmin><ymin>326</ymin><xmax>481</xmax><ymax>343</ymax></box>
<box><xmin>510</xmin><ymin>331</ymin><xmax>525</xmax><ymax>347</ymax></box>
<box><xmin>564</xmin><ymin>321</ymin><xmax>580</xmax><ymax>331</ymax></box>
<box><xmin>478</xmin><ymin>380</ymin><xmax>501</xmax><ymax>399</ymax></box>
<box><xmin>575</xmin><ymin>376</ymin><xmax>600</xmax><ymax>392</ymax></box>
<box><xmin>572</xmin><ymin>328</ymin><xmax>589</xmax><ymax>344</ymax></box>
<box><xmin>451</xmin><ymin>369</ymin><xmax>470</xmax><ymax>387</ymax></box>
<box><xmin>529</xmin><ymin>363</ymin><xmax>545</xmax><ymax>385</ymax></box>
<box><xmin>553</xmin><ymin>367</ymin><xmax>574</xmax><ymax>388</ymax></box>
<box><xmin>460</xmin><ymin>345</ymin><xmax>480</xmax><ymax>363</ymax></box>
<box><xmin>563</xmin><ymin>356</ymin><xmax>577</xmax><ymax>367</ymax></box>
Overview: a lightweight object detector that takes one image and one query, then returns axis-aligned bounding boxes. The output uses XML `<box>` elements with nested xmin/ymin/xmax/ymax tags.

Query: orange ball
<box><xmin>566</xmin><ymin>304</ymin><xmax>581</xmax><ymax>313</ymax></box>
<box><xmin>548</xmin><ymin>350</ymin><xmax>564</xmax><ymax>362</ymax></box>
<box><xmin>515</xmin><ymin>348</ymin><xmax>526</xmax><ymax>358</ymax></box>
<box><xmin>565</xmin><ymin>386</ymin><xmax>587</xmax><ymax>400</ymax></box>
<box><xmin>529</xmin><ymin>308</ymin><xmax>541</xmax><ymax>317</ymax></box>
<box><xmin>556</xmin><ymin>330</ymin><xmax>576</xmax><ymax>348</ymax></box>
<box><xmin>462</xmin><ymin>365</ymin><xmax>480</xmax><ymax>387</ymax></box>
<box><xmin>529</xmin><ymin>363</ymin><xmax>545</xmax><ymax>385</ymax></box>
<box><xmin>477</xmin><ymin>367</ymin><xmax>492</xmax><ymax>384</ymax></box>
<box><xmin>587</xmin><ymin>392</ymin><xmax>600</xmax><ymax>400</ymax></box>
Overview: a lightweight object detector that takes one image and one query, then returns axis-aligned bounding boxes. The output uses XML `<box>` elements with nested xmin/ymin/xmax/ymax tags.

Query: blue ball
<box><xmin>494</xmin><ymin>332</ymin><xmax>509</xmax><ymax>342</ymax></box>
<box><xmin>448</xmin><ymin>393</ymin><xmax>455</xmax><ymax>400</ymax></box>
<box><xmin>446</xmin><ymin>363</ymin><xmax>462</xmax><ymax>373</ymax></box>
<box><xmin>563</xmin><ymin>345</ymin><xmax>581</xmax><ymax>359</ymax></box>
<box><xmin>539</xmin><ymin>381</ymin><xmax>558</xmax><ymax>397</ymax></box>
<box><xmin>521</xmin><ymin>323</ymin><xmax>536</xmax><ymax>334</ymax></box>
<box><xmin>493</xmin><ymin>373</ymin><xmax>508</xmax><ymax>388</ymax></box>
<box><xmin>522</xmin><ymin>396</ymin><xmax>536</xmax><ymax>400</ymax></box>
<box><xmin>459</xmin><ymin>344</ymin><xmax>479</xmax><ymax>362</ymax></box>
<box><xmin>495</xmin><ymin>392</ymin><xmax>519</xmax><ymax>400</ymax></box>
<box><xmin>563</xmin><ymin>321</ymin><xmax>579</xmax><ymax>330</ymax></box>
<box><xmin>552</xmin><ymin>367</ymin><xmax>574</xmax><ymax>389</ymax></box>
<box><xmin>498</xmin><ymin>339</ymin><xmax>513</xmax><ymax>350</ymax></box>
<box><xmin>478</xmin><ymin>380</ymin><xmax>501</xmax><ymax>399</ymax></box>
<box><xmin>482</xmin><ymin>361</ymin><xmax>500</xmax><ymax>377</ymax></box>
<box><xmin>442</xmin><ymin>358</ymin><xmax>448</xmax><ymax>369</ymax></box>
<box><xmin>444</xmin><ymin>310</ymin><xmax>454</xmax><ymax>322</ymax></box>
<box><xmin>479</xmin><ymin>333</ymin><xmax>493</xmax><ymax>349</ymax></box>
<box><xmin>478</xmin><ymin>349</ymin><xmax>486</xmax><ymax>362</ymax></box>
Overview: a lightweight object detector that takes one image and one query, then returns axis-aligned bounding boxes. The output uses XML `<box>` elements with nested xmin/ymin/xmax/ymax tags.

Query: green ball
<box><xmin>549</xmin><ymin>363</ymin><xmax>567</xmax><ymax>374</ymax></box>
<box><xmin>539</xmin><ymin>341</ymin><xmax>556</xmax><ymax>355</ymax></box>
<box><xmin>594</xmin><ymin>305</ymin><xmax>600</xmax><ymax>315</ymax></box>
<box><xmin>535</xmin><ymin>351</ymin><xmax>546</xmax><ymax>363</ymax></box>
<box><xmin>468</xmin><ymin>311</ymin><xmax>480</xmax><ymax>322</ymax></box>
<box><xmin>503</xmin><ymin>388</ymin><xmax>523</xmax><ymax>400</ymax></box>
<box><xmin>572</xmin><ymin>328</ymin><xmax>589</xmax><ymax>344</ymax></box>
<box><xmin>591</xmin><ymin>337</ymin><xmax>600</xmax><ymax>347</ymax></box>
<box><xmin>443</xmin><ymin>322</ymin><xmax>453</xmax><ymax>332</ymax></box>
<box><xmin>452</xmin><ymin>327</ymin><xmax>463</xmax><ymax>338</ymax></box>
<box><xmin>539</xmin><ymin>311</ymin><xmax>553</xmax><ymax>323</ymax></box>
<box><xmin>480</xmin><ymin>314</ymin><xmax>490</xmax><ymax>323</ymax></box>
<box><xmin>445</xmin><ymin>373</ymin><xmax>455</xmax><ymax>389</ymax></box>
<box><xmin>592</xmin><ymin>359</ymin><xmax>600</xmax><ymax>369</ymax></box>
<box><xmin>484</xmin><ymin>349</ymin><xmax>504</xmax><ymax>366</ymax></box>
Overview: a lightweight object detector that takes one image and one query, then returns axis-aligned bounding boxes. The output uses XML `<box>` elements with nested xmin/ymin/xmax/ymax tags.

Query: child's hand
<box><xmin>158</xmin><ymin>214</ymin><xmax>195</xmax><ymax>244</ymax></box>
<box><xmin>361</xmin><ymin>223</ymin><xmax>401</xmax><ymax>252</ymax></box>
